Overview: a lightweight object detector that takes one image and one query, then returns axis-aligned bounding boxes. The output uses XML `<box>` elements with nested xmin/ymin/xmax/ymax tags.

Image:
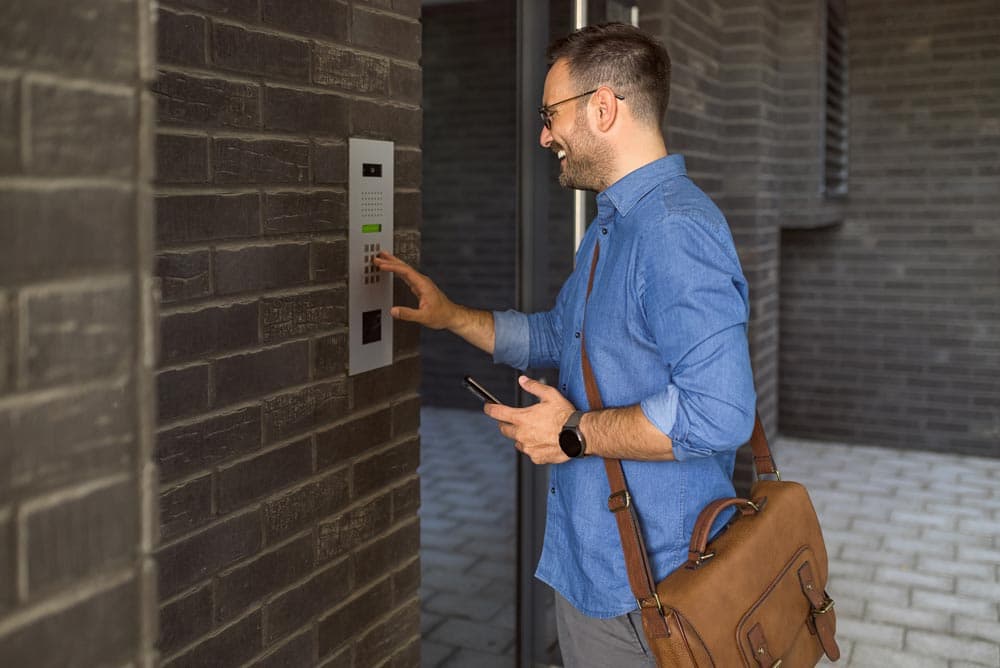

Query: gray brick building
<box><xmin>1</xmin><ymin>1</ymin><xmax>997</xmax><ymax>667</ymax></box>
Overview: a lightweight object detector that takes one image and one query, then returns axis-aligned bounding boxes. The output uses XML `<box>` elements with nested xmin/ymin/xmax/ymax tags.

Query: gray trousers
<box><xmin>554</xmin><ymin>592</ymin><xmax>657</xmax><ymax>667</ymax></box>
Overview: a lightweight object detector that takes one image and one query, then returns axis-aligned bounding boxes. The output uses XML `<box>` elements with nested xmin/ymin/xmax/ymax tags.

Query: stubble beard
<box><xmin>556</xmin><ymin>120</ymin><xmax>612</xmax><ymax>193</ymax></box>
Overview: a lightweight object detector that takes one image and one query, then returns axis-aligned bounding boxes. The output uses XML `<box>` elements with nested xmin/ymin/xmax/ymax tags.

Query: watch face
<box><xmin>559</xmin><ymin>429</ymin><xmax>583</xmax><ymax>458</ymax></box>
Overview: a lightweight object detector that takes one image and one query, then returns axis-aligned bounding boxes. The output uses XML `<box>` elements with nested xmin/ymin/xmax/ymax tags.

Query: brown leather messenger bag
<box><xmin>579</xmin><ymin>241</ymin><xmax>840</xmax><ymax>667</ymax></box>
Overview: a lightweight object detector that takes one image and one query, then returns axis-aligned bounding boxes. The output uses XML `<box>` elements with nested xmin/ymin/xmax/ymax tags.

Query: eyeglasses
<box><xmin>538</xmin><ymin>88</ymin><xmax>625</xmax><ymax>129</ymax></box>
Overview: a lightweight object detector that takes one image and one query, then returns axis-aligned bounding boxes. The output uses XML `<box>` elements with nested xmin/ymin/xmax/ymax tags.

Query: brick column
<box><xmin>0</xmin><ymin>1</ymin><xmax>158</xmax><ymax>666</ymax></box>
<box><xmin>152</xmin><ymin>1</ymin><xmax>423</xmax><ymax>666</ymax></box>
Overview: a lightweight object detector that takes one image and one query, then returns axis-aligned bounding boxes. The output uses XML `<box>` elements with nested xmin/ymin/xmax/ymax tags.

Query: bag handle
<box><xmin>577</xmin><ymin>241</ymin><xmax>775</xmax><ymax>635</ymax></box>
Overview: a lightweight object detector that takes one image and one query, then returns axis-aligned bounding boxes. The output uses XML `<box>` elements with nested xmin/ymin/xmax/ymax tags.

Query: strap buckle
<box><xmin>814</xmin><ymin>595</ymin><xmax>835</xmax><ymax>615</ymax></box>
<box><xmin>607</xmin><ymin>490</ymin><xmax>631</xmax><ymax>513</ymax></box>
<box><xmin>637</xmin><ymin>593</ymin><xmax>664</xmax><ymax>616</ymax></box>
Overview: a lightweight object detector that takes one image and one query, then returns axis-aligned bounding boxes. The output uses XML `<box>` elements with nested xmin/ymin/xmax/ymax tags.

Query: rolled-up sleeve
<box><xmin>638</xmin><ymin>213</ymin><xmax>756</xmax><ymax>459</ymax></box>
<box><xmin>492</xmin><ymin>309</ymin><xmax>530</xmax><ymax>370</ymax></box>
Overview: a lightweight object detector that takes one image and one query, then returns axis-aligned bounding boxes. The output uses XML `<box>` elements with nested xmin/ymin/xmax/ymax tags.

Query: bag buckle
<box><xmin>814</xmin><ymin>595</ymin><xmax>835</xmax><ymax>615</ymax></box>
<box><xmin>608</xmin><ymin>490</ymin><xmax>631</xmax><ymax>513</ymax></box>
<box><xmin>637</xmin><ymin>593</ymin><xmax>664</xmax><ymax>616</ymax></box>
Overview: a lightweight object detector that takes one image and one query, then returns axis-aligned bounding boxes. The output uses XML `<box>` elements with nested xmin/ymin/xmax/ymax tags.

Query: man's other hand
<box><xmin>484</xmin><ymin>375</ymin><xmax>576</xmax><ymax>465</ymax></box>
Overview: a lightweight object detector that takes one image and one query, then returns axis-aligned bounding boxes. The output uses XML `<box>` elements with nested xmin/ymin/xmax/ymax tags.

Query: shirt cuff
<box><xmin>492</xmin><ymin>309</ymin><xmax>530</xmax><ymax>370</ymax></box>
<box><xmin>639</xmin><ymin>386</ymin><xmax>692</xmax><ymax>461</ymax></box>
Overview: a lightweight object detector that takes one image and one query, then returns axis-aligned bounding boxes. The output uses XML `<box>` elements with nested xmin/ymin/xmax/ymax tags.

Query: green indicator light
<box><xmin>361</xmin><ymin>224</ymin><xmax>382</xmax><ymax>233</ymax></box>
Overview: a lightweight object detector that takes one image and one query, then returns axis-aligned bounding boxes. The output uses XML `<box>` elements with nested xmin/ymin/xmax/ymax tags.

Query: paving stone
<box><xmin>874</xmin><ymin>566</ymin><xmax>954</xmax><ymax>592</ymax></box>
<box><xmin>918</xmin><ymin>556</ymin><xmax>994</xmax><ymax>580</ymax></box>
<box><xmin>905</xmin><ymin>630</ymin><xmax>1000</xmax><ymax>666</ymax></box>
<box><xmin>911</xmin><ymin>590</ymin><xmax>997</xmax><ymax>619</ymax></box>
<box><xmin>836</xmin><ymin>617</ymin><xmax>905</xmax><ymax>650</ymax></box>
<box><xmin>850</xmin><ymin>643</ymin><xmax>948</xmax><ymax>668</ymax></box>
<box><xmin>427</xmin><ymin>618</ymin><xmax>512</xmax><ymax>654</ymax></box>
<box><xmin>424</xmin><ymin>592</ymin><xmax>504</xmax><ymax>623</ymax></box>
<box><xmin>421</xmin><ymin>639</ymin><xmax>454</xmax><ymax>668</ymax></box>
<box><xmin>441</xmin><ymin>648</ymin><xmax>513</xmax><ymax>668</ymax></box>
<box><xmin>865</xmin><ymin>601</ymin><xmax>950</xmax><ymax>633</ymax></box>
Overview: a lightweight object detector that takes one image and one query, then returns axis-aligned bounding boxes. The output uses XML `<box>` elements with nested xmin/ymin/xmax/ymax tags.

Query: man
<box><xmin>375</xmin><ymin>23</ymin><xmax>756</xmax><ymax>666</ymax></box>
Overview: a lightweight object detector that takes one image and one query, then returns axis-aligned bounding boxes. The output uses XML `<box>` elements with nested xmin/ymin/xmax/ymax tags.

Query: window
<box><xmin>823</xmin><ymin>0</ymin><xmax>849</xmax><ymax>196</ymax></box>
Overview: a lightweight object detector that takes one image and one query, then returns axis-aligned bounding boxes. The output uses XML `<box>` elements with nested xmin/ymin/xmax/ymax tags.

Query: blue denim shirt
<box><xmin>493</xmin><ymin>155</ymin><xmax>757</xmax><ymax>618</ymax></box>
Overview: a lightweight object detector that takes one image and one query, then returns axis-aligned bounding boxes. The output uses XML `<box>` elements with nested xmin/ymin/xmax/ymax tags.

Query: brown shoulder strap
<box><xmin>578</xmin><ymin>241</ymin><xmax>773</xmax><ymax>634</ymax></box>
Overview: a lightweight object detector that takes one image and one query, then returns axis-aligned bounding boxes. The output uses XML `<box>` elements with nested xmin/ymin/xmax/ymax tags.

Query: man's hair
<box><xmin>547</xmin><ymin>23</ymin><xmax>671</xmax><ymax>127</ymax></box>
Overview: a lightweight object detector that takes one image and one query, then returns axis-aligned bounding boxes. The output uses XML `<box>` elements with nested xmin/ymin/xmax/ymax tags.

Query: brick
<box><xmin>157</xmin><ymin>510</ymin><xmax>261</xmax><ymax>599</ymax></box>
<box><xmin>262</xmin><ymin>289</ymin><xmax>346</xmax><ymax>343</ymax></box>
<box><xmin>29</xmin><ymin>83</ymin><xmax>136</xmax><ymax>177</ymax></box>
<box><xmin>169</xmin><ymin>0</ymin><xmax>257</xmax><ymax>20</ymax></box>
<box><xmin>354</xmin><ymin>521</ymin><xmax>419</xmax><ymax>586</ymax></box>
<box><xmin>156</xmin><ymin>133</ymin><xmax>209</xmax><ymax>184</ymax></box>
<box><xmin>312</xmin><ymin>142</ymin><xmax>347</xmax><ymax>185</ymax></box>
<box><xmin>393</xmin><ymin>0</ymin><xmax>421</xmax><ymax>18</ymax></box>
<box><xmin>393</xmin><ymin>319</ymin><xmax>420</xmax><ymax>357</ymax></box>
<box><xmin>263</xmin><ymin>379</ymin><xmax>349</xmax><ymax>443</ymax></box>
<box><xmin>156</xmin><ymin>363</ymin><xmax>210</xmax><ymax>422</ymax></box>
<box><xmin>355</xmin><ymin>600</ymin><xmax>419</xmax><ymax>668</ymax></box>
<box><xmin>350</xmin><ymin>100</ymin><xmax>421</xmax><ymax>145</ymax></box>
<box><xmin>262</xmin><ymin>86</ymin><xmax>349</xmax><ymax>136</ymax></box>
<box><xmin>157</xmin><ymin>9</ymin><xmax>206</xmax><ymax>67</ymax></box>
<box><xmin>0</xmin><ymin>75</ymin><xmax>18</xmax><ymax>174</ymax></box>
<box><xmin>352</xmin><ymin>8</ymin><xmax>421</xmax><ymax>61</ymax></box>
<box><xmin>394</xmin><ymin>190</ymin><xmax>422</xmax><ymax>229</ymax></box>
<box><xmin>316</xmin><ymin>407</ymin><xmax>392</xmax><ymax>469</ymax></box>
<box><xmin>213</xmin><ymin>138</ymin><xmax>309</xmax><ymax>185</ymax></box>
<box><xmin>0</xmin><ymin>0</ymin><xmax>137</xmax><ymax>81</ymax></box>
<box><xmin>160</xmin><ymin>301</ymin><xmax>258</xmax><ymax>365</ymax></box>
<box><xmin>217</xmin><ymin>438</ymin><xmax>312</xmax><ymax>514</ymax></box>
<box><xmin>156</xmin><ymin>250</ymin><xmax>211</xmax><ymax>304</ymax></box>
<box><xmin>313</xmin><ymin>45</ymin><xmax>389</xmax><ymax>95</ymax></box>
<box><xmin>22</xmin><ymin>280</ymin><xmax>133</xmax><ymax>389</ymax></box>
<box><xmin>163</xmin><ymin>611</ymin><xmax>262</xmax><ymax>668</ymax></box>
<box><xmin>317</xmin><ymin>579</ymin><xmax>393</xmax><ymax>656</ymax></box>
<box><xmin>266</xmin><ymin>562</ymin><xmax>353</xmax><ymax>644</ymax></box>
<box><xmin>252</xmin><ymin>629</ymin><xmax>315</xmax><ymax>668</ymax></box>
<box><xmin>311</xmin><ymin>241</ymin><xmax>348</xmax><ymax>284</ymax></box>
<box><xmin>911</xmin><ymin>590</ymin><xmax>997</xmax><ymax>619</ymax></box>
<box><xmin>0</xmin><ymin>577</ymin><xmax>137</xmax><ymax>668</ymax></box>
<box><xmin>212</xmin><ymin>23</ymin><xmax>310</xmax><ymax>82</ymax></box>
<box><xmin>0</xmin><ymin>381</ymin><xmax>133</xmax><ymax>502</ymax></box>
<box><xmin>261</xmin><ymin>0</ymin><xmax>348</xmax><ymax>39</ymax></box>
<box><xmin>158</xmin><ymin>583</ymin><xmax>212</xmax><ymax>656</ymax></box>
<box><xmin>390</xmin><ymin>63</ymin><xmax>421</xmax><ymax>105</ymax></box>
<box><xmin>313</xmin><ymin>331</ymin><xmax>347</xmax><ymax>378</ymax></box>
<box><xmin>0</xmin><ymin>509</ymin><xmax>12</xmax><ymax>610</ymax></box>
<box><xmin>394</xmin><ymin>148</ymin><xmax>421</xmax><ymax>189</ymax></box>
<box><xmin>263</xmin><ymin>191</ymin><xmax>346</xmax><ymax>236</ymax></box>
<box><xmin>160</xmin><ymin>408</ymin><xmax>258</xmax><ymax>486</ymax></box>
<box><xmin>156</xmin><ymin>193</ymin><xmax>259</xmax><ymax>247</ymax></box>
<box><xmin>392</xmin><ymin>477</ymin><xmax>420</xmax><ymax>521</ymax></box>
<box><xmin>316</xmin><ymin>493</ymin><xmax>392</xmax><ymax>562</ymax></box>
<box><xmin>213</xmin><ymin>340</ymin><xmax>310</xmax><ymax>407</ymax></box>
<box><xmin>263</xmin><ymin>469</ymin><xmax>350</xmax><ymax>543</ymax></box>
<box><xmin>160</xmin><ymin>475</ymin><xmax>213</xmax><ymax>542</ymax></box>
<box><xmin>25</xmin><ymin>477</ymin><xmax>137</xmax><ymax>597</ymax></box>
<box><xmin>393</xmin><ymin>557</ymin><xmax>420</xmax><ymax>605</ymax></box>
<box><xmin>153</xmin><ymin>71</ymin><xmax>259</xmax><ymax>130</ymax></box>
<box><xmin>217</xmin><ymin>533</ymin><xmax>314</xmax><ymax>621</ymax></box>
<box><xmin>213</xmin><ymin>243</ymin><xmax>311</xmax><ymax>296</ymax></box>
<box><xmin>350</xmin><ymin>365</ymin><xmax>394</xmax><ymax>411</ymax></box>
<box><xmin>0</xmin><ymin>188</ymin><xmax>132</xmax><ymax>285</ymax></box>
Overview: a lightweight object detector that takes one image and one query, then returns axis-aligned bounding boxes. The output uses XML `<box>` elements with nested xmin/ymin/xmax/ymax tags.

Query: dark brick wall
<box><xmin>780</xmin><ymin>0</ymin><xmax>1000</xmax><ymax>457</ymax></box>
<box><xmin>0</xmin><ymin>1</ymin><xmax>158</xmax><ymax>666</ymax></box>
<box><xmin>153</xmin><ymin>1</ymin><xmax>423</xmax><ymax>666</ymax></box>
<box><xmin>420</xmin><ymin>1</ymin><xmax>519</xmax><ymax>407</ymax></box>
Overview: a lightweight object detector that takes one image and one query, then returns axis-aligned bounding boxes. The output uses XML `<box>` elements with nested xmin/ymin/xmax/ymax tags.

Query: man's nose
<box><xmin>539</xmin><ymin>124</ymin><xmax>553</xmax><ymax>148</ymax></box>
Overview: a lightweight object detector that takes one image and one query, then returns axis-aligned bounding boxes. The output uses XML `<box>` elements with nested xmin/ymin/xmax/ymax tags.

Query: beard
<box><xmin>555</xmin><ymin>119</ymin><xmax>613</xmax><ymax>192</ymax></box>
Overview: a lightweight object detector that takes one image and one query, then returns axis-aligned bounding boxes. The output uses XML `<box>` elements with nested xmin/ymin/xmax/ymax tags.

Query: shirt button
<box><xmin>551</xmin><ymin>487</ymin><xmax>556</xmax><ymax>495</ymax></box>
<box><xmin>601</xmin><ymin>227</ymin><xmax>608</xmax><ymax>235</ymax></box>
<box><xmin>561</xmin><ymin>384</ymin><xmax>567</xmax><ymax>391</ymax></box>
<box><xmin>574</xmin><ymin>331</ymin><xmax>581</xmax><ymax>338</ymax></box>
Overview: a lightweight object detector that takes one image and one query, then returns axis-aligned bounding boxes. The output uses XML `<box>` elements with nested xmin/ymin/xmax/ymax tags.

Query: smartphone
<box><xmin>463</xmin><ymin>376</ymin><xmax>501</xmax><ymax>404</ymax></box>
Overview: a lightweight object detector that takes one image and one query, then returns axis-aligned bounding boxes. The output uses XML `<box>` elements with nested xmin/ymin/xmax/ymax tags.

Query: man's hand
<box><xmin>373</xmin><ymin>250</ymin><xmax>459</xmax><ymax>330</ymax></box>
<box><xmin>484</xmin><ymin>375</ymin><xmax>576</xmax><ymax>465</ymax></box>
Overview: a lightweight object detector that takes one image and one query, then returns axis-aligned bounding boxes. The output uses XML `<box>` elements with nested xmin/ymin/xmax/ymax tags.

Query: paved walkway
<box><xmin>419</xmin><ymin>407</ymin><xmax>1000</xmax><ymax>668</ymax></box>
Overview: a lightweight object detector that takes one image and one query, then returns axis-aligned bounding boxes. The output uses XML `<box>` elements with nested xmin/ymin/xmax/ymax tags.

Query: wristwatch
<box><xmin>558</xmin><ymin>410</ymin><xmax>587</xmax><ymax>458</ymax></box>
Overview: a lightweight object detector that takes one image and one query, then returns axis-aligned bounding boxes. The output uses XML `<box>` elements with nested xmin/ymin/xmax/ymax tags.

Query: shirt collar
<box><xmin>596</xmin><ymin>154</ymin><xmax>687</xmax><ymax>221</ymax></box>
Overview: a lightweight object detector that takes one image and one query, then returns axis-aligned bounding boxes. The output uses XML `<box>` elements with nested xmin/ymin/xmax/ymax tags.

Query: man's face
<box><xmin>539</xmin><ymin>59</ymin><xmax>612</xmax><ymax>193</ymax></box>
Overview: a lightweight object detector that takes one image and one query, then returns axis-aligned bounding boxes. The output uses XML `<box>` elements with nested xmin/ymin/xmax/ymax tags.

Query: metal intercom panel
<box><xmin>348</xmin><ymin>138</ymin><xmax>394</xmax><ymax>375</ymax></box>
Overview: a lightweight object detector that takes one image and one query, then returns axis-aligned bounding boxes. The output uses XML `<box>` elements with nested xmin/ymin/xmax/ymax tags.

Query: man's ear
<box><xmin>593</xmin><ymin>87</ymin><xmax>619</xmax><ymax>133</ymax></box>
